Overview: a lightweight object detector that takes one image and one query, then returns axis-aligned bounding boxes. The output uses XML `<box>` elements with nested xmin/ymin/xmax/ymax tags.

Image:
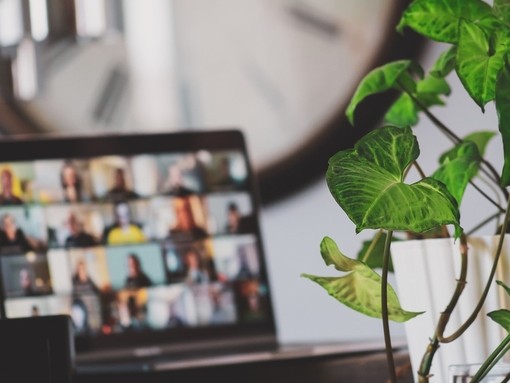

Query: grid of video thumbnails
<box><xmin>0</xmin><ymin>150</ymin><xmax>270</xmax><ymax>336</ymax></box>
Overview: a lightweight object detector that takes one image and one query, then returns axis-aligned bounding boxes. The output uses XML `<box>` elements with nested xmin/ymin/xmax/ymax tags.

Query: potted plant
<box><xmin>303</xmin><ymin>0</ymin><xmax>510</xmax><ymax>382</ymax></box>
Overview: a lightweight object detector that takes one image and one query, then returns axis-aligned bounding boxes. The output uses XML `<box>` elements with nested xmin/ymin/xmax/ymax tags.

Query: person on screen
<box><xmin>106</xmin><ymin>168</ymin><xmax>139</xmax><ymax>201</ymax></box>
<box><xmin>31</xmin><ymin>305</ymin><xmax>40</xmax><ymax>317</ymax></box>
<box><xmin>0</xmin><ymin>169</ymin><xmax>23</xmax><ymax>205</ymax></box>
<box><xmin>183</xmin><ymin>247</ymin><xmax>209</xmax><ymax>284</ymax></box>
<box><xmin>19</xmin><ymin>267</ymin><xmax>35</xmax><ymax>296</ymax></box>
<box><xmin>162</xmin><ymin>164</ymin><xmax>194</xmax><ymax>196</ymax></box>
<box><xmin>225</xmin><ymin>202</ymin><xmax>255</xmax><ymax>234</ymax></box>
<box><xmin>167</xmin><ymin>302</ymin><xmax>185</xmax><ymax>327</ymax></box>
<box><xmin>125</xmin><ymin>295</ymin><xmax>148</xmax><ymax>330</ymax></box>
<box><xmin>236</xmin><ymin>247</ymin><xmax>256</xmax><ymax>279</ymax></box>
<box><xmin>125</xmin><ymin>253</ymin><xmax>152</xmax><ymax>289</ymax></box>
<box><xmin>72</xmin><ymin>259</ymin><xmax>99</xmax><ymax>294</ymax></box>
<box><xmin>60</xmin><ymin>161</ymin><xmax>83</xmax><ymax>202</ymax></box>
<box><xmin>210</xmin><ymin>288</ymin><xmax>233</xmax><ymax>324</ymax></box>
<box><xmin>65</xmin><ymin>212</ymin><xmax>98</xmax><ymax>248</ymax></box>
<box><xmin>71</xmin><ymin>297</ymin><xmax>90</xmax><ymax>334</ymax></box>
<box><xmin>0</xmin><ymin>213</ymin><xmax>34</xmax><ymax>253</ymax></box>
<box><xmin>168</xmin><ymin>197</ymin><xmax>207</xmax><ymax>241</ymax></box>
<box><xmin>105</xmin><ymin>202</ymin><xmax>146</xmax><ymax>245</ymax></box>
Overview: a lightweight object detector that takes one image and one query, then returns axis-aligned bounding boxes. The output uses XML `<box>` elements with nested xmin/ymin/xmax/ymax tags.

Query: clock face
<box><xmin>6</xmin><ymin>0</ymin><xmax>419</xmax><ymax>203</ymax></box>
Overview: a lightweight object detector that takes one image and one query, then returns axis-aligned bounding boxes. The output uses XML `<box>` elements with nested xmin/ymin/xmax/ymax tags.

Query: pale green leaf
<box><xmin>496</xmin><ymin>61</ymin><xmax>510</xmax><ymax>187</ymax></box>
<box><xmin>303</xmin><ymin>238</ymin><xmax>422</xmax><ymax>323</ymax></box>
<box><xmin>430</xmin><ymin>46</ymin><xmax>457</xmax><ymax>78</ymax></box>
<box><xmin>397</xmin><ymin>0</ymin><xmax>495</xmax><ymax>43</ymax></box>
<box><xmin>456</xmin><ymin>22</ymin><xmax>508</xmax><ymax>110</ymax></box>
<box><xmin>346</xmin><ymin>61</ymin><xmax>418</xmax><ymax>125</ymax></box>
<box><xmin>488</xmin><ymin>309</ymin><xmax>510</xmax><ymax>332</ymax></box>
<box><xmin>433</xmin><ymin>141</ymin><xmax>481</xmax><ymax>204</ymax></box>
<box><xmin>327</xmin><ymin>126</ymin><xmax>461</xmax><ymax>236</ymax></box>
<box><xmin>320</xmin><ymin>236</ymin><xmax>359</xmax><ymax>272</ymax></box>
<box><xmin>463</xmin><ymin>131</ymin><xmax>496</xmax><ymax>157</ymax></box>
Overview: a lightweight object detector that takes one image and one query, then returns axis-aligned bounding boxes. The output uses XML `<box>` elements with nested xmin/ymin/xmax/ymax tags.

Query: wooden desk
<box><xmin>75</xmin><ymin>349</ymin><xmax>413</xmax><ymax>383</ymax></box>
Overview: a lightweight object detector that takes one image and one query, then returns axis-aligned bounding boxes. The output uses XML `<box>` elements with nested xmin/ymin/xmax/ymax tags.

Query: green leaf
<box><xmin>495</xmin><ymin>0</ymin><xmax>510</xmax><ymax>26</ymax></box>
<box><xmin>357</xmin><ymin>232</ymin><xmax>396</xmax><ymax>272</ymax></box>
<box><xmin>384</xmin><ymin>94</ymin><xmax>419</xmax><ymax>126</ymax></box>
<box><xmin>397</xmin><ymin>0</ymin><xmax>495</xmax><ymax>43</ymax></box>
<box><xmin>430</xmin><ymin>47</ymin><xmax>457</xmax><ymax>78</ymax></box>
<box><xmin>496</xmin><ymin>62</ymin><xmax>510</xmax><ymax>187</ymax></box>
<box><xmin>320</xmin><ymin>236</ymin><xmax>359</xmax><ymax>272</ymax></box>
<box><xmin>496</xmin><ymin>280</ymin><xmax>510</xmax><ymax>297</ymax></box>
<box><xmin>456</xmin><ymin>22</ymin><xmax>509</xmax><ymax>110</ymax></box>
<box><xmin>384</xmin><ymin>75</ymin><xmax>449</xmax><ymax>127</ymax></box>
<box><xmin>346</xmin><ymin>61</ymin><xmax>419</xmax><ymax>125</ymax></box>
<box><xmin>302</xmin><ymin>240</ymin><xmax>422</xmax><ymax>322</ymax></box>
<box><xmin>488</xmin><ymin>309</ymin><xmax>510</xmax><ymax>332</ymax></box>
<box><xmin>417</xmin><ymin>76</ymin><xmax>451</xmax><ymax>96</ymax></box>
<box><xmin>463</xmin><ymin>131</ymin><xmax>496</xmax><ymax>157</ymax></box>
<box><xmin>327</xmin><ymin>126</ymin><xmax>462</xmax><ymax>236</ymax></box>
<box><xmin>433</xmin><ymin>141</ymin><xmax>481</xmax><ymax>204</ymax></box>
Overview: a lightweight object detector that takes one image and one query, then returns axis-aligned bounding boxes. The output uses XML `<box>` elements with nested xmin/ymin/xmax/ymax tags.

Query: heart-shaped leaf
<box><xmin>456</xmin><ymin>22</ymin><xmax>509</xmax><ymax>110</ymax></box>
<box><xmin>302</xmin><ymin>237</ymin><xmax>422</xmax><ymax>322</ymax></box>
<box><xmin>488</xmin><ymin>309</ymin><xmax>510</xmax><ymax>332</ymax></box>
<box><xmin>430</xmin><ymin>46</ymin><xmax>457</xmax><ymax>78</ymax></box>
<box><xmin>346</xmin><ymin>61</ymin><xmax>420</xmax><ymax>125</ymax></box>
<box><xmin>463</xmin><ymin>131</ymin><xmax>497</xmax><ymax>157</ymax></box>
<box><xmin>327</xmin><ymin>126</ymin><xmax>461</xmax><ymax>236</ymax></box>
<box><xmin>397</xmin><ymin>0</ymin><xmax>495</xmax><ymax>43</ymax></box>
<box><xmin>433</xmin><ymin>141</ymin><xmax>481</xmax><ymax>204</ymax></box>
<box><xmin>496</xmin><ymin>61</ymin><xmax>510</xmax><ymax>187</ymax></box>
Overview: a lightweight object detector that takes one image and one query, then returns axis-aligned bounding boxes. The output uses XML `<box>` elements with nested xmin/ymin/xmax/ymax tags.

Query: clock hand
<box><xmin>243</xmin><ymin>60</ymin><xmax>286</xmax><ymax>119</ymax></box>
<box><xmin>286</xmin><ymin>3</ymin><xmax>341</xmax><ymax>39</ymax></box>
<box><xmin>92</xmin><ymin>65</ymin><xmax>128</xmax><ymax>127</ymax></box>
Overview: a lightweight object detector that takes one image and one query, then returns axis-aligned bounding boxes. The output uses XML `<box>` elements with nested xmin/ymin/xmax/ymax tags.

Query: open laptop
<box><xmin>0</xmin><ymin>130</ymin><xmax>391</xmax><ymax>375</ymax></box>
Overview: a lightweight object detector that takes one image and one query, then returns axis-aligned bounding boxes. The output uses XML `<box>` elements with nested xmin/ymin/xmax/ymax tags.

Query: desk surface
<box><xmin>75</xmin><ymin>348</ymin><xmax>413</xmax><ymax>383</ymax></box>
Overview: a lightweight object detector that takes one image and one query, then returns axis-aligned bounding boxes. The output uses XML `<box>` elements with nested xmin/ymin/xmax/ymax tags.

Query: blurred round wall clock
<box><xmin>0</xmin><ymin>0</ymin><xmax>422</xmax><ymax>204</ymax></box>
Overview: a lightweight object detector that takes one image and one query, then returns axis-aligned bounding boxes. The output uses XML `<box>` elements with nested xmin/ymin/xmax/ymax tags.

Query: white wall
<box><xmin>261</xmin><ymin>40</ymin><xmax>504</xmax><ymax>345</ymax></box>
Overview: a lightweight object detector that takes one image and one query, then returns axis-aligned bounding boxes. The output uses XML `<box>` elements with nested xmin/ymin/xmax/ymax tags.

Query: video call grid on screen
<box><xmin>0</xmin><ymin>132</ymin><xmax>274</xmax><ymax>351</ymax></box>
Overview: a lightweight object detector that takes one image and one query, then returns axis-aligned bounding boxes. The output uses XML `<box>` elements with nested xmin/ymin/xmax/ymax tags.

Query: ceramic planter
<box><xmin>391</xmin><ymin>235</ymin><xmax>510</xmax><ymax>383</ymax></box>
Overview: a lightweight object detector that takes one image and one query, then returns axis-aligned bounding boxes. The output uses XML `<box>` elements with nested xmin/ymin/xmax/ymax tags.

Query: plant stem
<box><xmin>437</xmin><ymin>196</ymin><xmax>510</xmax><ymax>343</ymax></box>
<box><xmin>382</xmin><ymin>230</ymin><xmax>397</xmax><ymax>383</ymax></box>
<box><xmin>404</xmin><ymin>88</ymin><xmax>509</xmax><ymax>200</ymax></box>
<box><xmin>470</xmin><ymin>181</ymin><xmax>506</xmax><ymax>213</ymax></box>
<box><xmin>413</xmin><ymin>161</ymin><xmax>427</xmax><ymax>179</ymax></box>
<box><xmin>467</xmin><ymin>211</ymin><xmax>502</xmax><ymax>236</ymax></box>
<box><xmin>362</xmin><ymin>229</ymin><xmax>384</xmax><ymax>263</ymax></box>
<box><xmin>417</xmin><ymin>336</ymin><xmax>440</xmax><ymax>383</ymax></box>
<box><xmin>470</xmin><ymin>333</ymin><xmax>510</xmax><ymax>383</ymax></box>
<box><xmin>416</xmin><ymin>234</ymin><xmax>469</xmax><ymax>381</ymax></box>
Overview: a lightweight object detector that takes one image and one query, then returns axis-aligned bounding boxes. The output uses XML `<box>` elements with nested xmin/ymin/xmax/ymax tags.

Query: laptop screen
<box><xmin>0</xmin><ymin>130</ymin><xmax>276</xmax><ymax>357</ymax></box>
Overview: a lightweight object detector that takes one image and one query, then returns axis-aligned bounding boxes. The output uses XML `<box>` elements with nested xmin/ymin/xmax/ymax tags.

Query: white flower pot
<box><xmin>391</xmin><ymin>236</ymin><xmax>510</xmax><ymax>383</ymax></box>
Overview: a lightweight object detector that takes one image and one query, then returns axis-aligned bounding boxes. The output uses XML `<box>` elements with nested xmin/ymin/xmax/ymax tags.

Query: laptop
<box><xmin>0</xmin><ymin>130</ymin><xmax>391</xmax><ymax>375</ymax></box>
